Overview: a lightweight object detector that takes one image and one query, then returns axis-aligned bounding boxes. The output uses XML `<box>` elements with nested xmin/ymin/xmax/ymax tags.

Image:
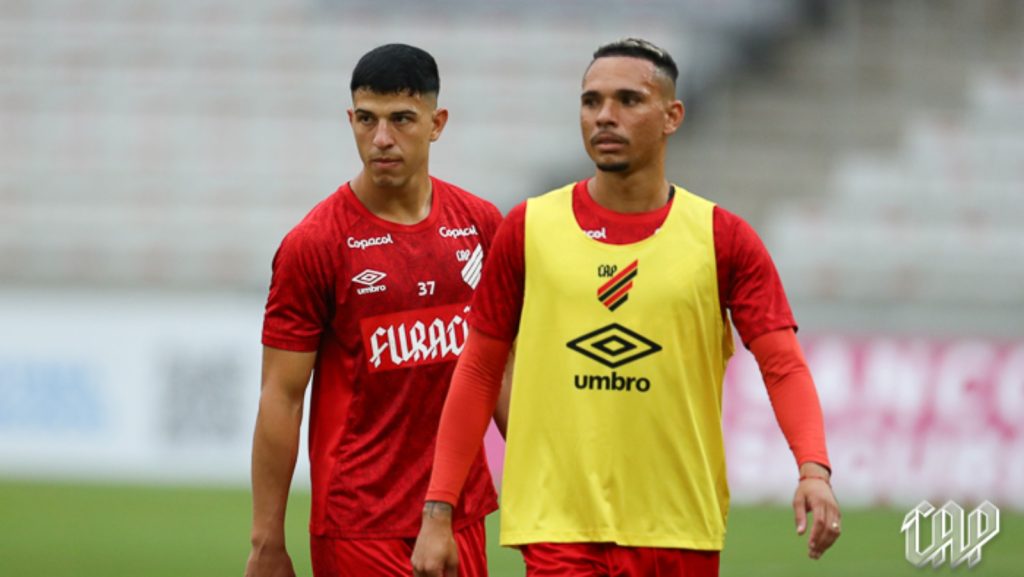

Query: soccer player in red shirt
<box><xmin>412</xmin><ymin>38</ymin><xmax>841</xmax><ymax>576</ymax></box>
<box><xmin>245</xmin><ymin>44</ymin><xmax>503</xmax><ymax>577</ymax></box>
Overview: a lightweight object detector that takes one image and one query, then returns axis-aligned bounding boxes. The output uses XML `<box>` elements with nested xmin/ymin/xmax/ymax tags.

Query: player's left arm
<box><xmin>750</xmin><ymin>330</ymin><xmax>841</xmax><ymax>559</ymax></box>
<box><xmin>719</xmin><ymin>207</ymin><xmax>840</xmax><ymax>559</ymax></box>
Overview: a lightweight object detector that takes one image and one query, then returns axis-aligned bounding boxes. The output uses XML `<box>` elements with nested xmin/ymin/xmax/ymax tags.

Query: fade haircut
<box><xmin>350</xmin><ymin>43</ymin><xmax>440</xmax><ymax>97</ymax></box>
<box><xmin>590</xmin><ymin>37</ymin><xmax>678</xmax><ymax>88</ymax></box>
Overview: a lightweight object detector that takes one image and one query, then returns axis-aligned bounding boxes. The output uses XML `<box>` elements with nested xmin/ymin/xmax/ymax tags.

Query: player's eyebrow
<box><xmin>353</xmin><ymin>107</ymin><xmax>419</xmax><ymax>117</ymax></box>
<box><xmin>614</xmin><ymin>88</ymin><xmax>646</xmax><ymax>100</ymax></box>
<box><xmin>580</xmin><ymin>88</ymin><xmax>647</xmax><ymax>101</ymax></box>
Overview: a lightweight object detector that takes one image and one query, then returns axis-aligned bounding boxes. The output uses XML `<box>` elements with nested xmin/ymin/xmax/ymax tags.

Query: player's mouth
<box><xmin>592</xmin><ymin>133</ymin><xmax>627</xmax><ymax>151</ymax></box>
<box><xmin>371</xmin><ymin>157</ymin><xmax>402</xmax><ymax>169</ymax></box>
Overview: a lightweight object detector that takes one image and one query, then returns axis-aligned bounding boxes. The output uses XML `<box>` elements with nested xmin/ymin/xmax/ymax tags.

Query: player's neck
<box><xmin>588</xmin><ymin>164</ymin><xmax>670</xmax><ymax>214</ymax></box>
<box><xmin>350</xmin><ymin>171</ymin><xmax>433</xmax><ymax>225</ymax></box>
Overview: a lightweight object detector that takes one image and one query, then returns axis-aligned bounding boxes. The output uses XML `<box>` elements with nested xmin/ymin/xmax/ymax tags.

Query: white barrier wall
<box><xmin>0</xmin><ymin>290</ymin><xmax>275</xmax><ymax>485</ymax></box>
<box><xmin>1</xmin><ymin>291</ymin><xmax>1020</xmax><ymax>509</ymax></box>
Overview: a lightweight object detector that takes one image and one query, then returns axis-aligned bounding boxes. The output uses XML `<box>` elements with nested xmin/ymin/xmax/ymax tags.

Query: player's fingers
<box><xmin>793</xmin><ymin>493</ymin><xmax>809</xmax><ymax>535</ymax></box>
<box><xmin>411</xmin><ymin>557</ymin><xmax>438</xmax><ymax>577</ymax></box>
<box><xmin>444</xmin><ymin>553</ymin><xmax>459</xmax><ymax>577</ymax></box>
<box><xmin>807</xmin><ymin>500</ymin><xmax>828</xmax><ymax>559</ymax></box>
<box><xmin>817</xmin><ymin>504</ymin><xmax>842</xmax><ymax>553</ymax></box>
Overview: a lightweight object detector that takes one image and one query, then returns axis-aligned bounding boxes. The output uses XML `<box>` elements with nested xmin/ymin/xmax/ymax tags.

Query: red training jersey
<box><xmin>470</xmin><ymin>180</ymin><xmax>796</xmax><ymax>346</ymax></box>
<box><xmin>263</xmin><ymin>177</ymin><xmax>501</xmax><ymax>539</ymax></box>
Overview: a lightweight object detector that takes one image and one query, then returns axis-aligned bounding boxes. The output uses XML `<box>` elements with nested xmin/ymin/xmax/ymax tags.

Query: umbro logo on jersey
<box><xmin>352</xmin><ymin>269</ymin><xmax>387</xmax><ymax>295</ymax></box>
<box><xmin>566</xmin><ymin>323</ymin><xmax>662</xmax><ymax>368</ymax></box>
<box><xmin>347</xmin><ymin>234</ymin><xmax>394</xmax><ymax>250</ymax></box>
<box><xmin>597</xmin><ymin>259</ymin><xmax>638</xmax><ymax>311</ymax></box>
<box><xmin>439</xmin><ymin>225</ymin><xmax>478</xmax><ymax>239</ymax></box>
<box><xmin>461</xmin><ymin>244</ymin><xmax>484</xmax><ymax>289</ymax></box>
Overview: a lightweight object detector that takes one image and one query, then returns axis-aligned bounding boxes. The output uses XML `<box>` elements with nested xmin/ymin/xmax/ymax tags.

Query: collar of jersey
<box><xmin>342</xmin><ymin>177</ymin><xmax>442</xmax><ymax>233</ymax></box>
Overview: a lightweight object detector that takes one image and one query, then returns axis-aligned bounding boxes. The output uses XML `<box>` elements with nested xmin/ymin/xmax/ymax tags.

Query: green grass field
<box><xmin>1</xmin><ymin>480</ymin><xmax>1019</xmax><ymax>576</ymax></box>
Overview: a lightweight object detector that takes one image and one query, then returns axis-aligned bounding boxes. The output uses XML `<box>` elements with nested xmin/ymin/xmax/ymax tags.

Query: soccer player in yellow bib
<box><xmin>412</xmin><ymin>38</ymin><xmax>841</xmax><ymax>577</ymax></box>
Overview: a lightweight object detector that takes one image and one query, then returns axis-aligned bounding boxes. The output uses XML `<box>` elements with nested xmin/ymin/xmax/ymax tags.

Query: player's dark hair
<box><xmin>591</xmin><ymin>37</ymin><xmax>678</xmax><ymax>86</ymax></box>
<box><xmin>350</xmin><ymin>43</ymin><xmax>440</xmax><ymax>97</ymax></box>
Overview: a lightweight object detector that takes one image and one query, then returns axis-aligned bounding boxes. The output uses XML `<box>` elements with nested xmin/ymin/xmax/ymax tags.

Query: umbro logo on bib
<box><xmin>566</xmin><ymin>323</ymin><xmax>661</xmax><ymax>393</ymax></box>
<box><xmin>566</xmin><ymin>323</ymin><xmax>661</xmax><ymax>368</ymax></box>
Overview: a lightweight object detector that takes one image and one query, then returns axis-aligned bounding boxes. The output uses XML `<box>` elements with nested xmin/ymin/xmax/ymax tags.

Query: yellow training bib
<box><xmin>501</xmin><ymin>183</ymin><xmax>734</xmax><ymax>550</ymax></box>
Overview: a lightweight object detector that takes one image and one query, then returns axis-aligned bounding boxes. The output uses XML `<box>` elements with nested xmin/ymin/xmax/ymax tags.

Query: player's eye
<box><xmin>356</xmin><ymin>113</ymin><xmax>375</xmax><ymax>125</ymax></box>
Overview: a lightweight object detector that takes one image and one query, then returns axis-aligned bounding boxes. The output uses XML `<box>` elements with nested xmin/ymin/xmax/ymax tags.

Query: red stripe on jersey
<box><xmin>602</xmin><ymin>281</ymin><xmax>633</xmax><ymax>310</ymax></box>
<box><xmin>598</xmin><ymin>259</ymin><xmax>638</xmax><ymax>295</ymax></box>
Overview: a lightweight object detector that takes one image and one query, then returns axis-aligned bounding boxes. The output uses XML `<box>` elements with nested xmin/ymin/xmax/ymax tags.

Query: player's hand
<box><xmin>244</xmin><ymin>541</ymin><xmax>296</xmax><ymax>577</ymax></box>
<box><xmin>411</xmin><ymin>501</ymin><xmax>458</xmax><ymax>577</ymax></box>
<box><xmin>793</xmin><ymin>463</ymin><xmax>841</xmax><ymax>560</ymax></box>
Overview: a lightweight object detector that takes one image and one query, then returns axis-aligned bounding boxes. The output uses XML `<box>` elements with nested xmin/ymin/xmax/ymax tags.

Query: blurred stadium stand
<box><xmin>1</xmin><ymin>0</ymin><xmax>1022</xmax><ymax>336</ymax></box>
<box><xmin>0</xmin><ymin>0</ymin><xmax>802</xmax><ymax>291</ymax></box>
<box><xmin>669</xmin><ymin>0</ymin><xmax>1024</xmax><ymax>336</ymax></box>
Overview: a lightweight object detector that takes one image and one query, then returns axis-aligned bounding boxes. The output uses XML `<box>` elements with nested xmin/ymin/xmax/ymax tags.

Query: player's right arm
<box><xmin>245</xmin><ymin>346</ymin><xmax>316</xmax><ymax>577</ymax></box>
<box><xmin>413</xmin><ymin>204</ymin><xmax>526</xmax><ymax>577</ymax></box>
<box><xmin>248</xmin><ymin>217</ymin><xmax>334</xmax><ymax>577</ymax></box>
<box><xmin>412</xmin><ymin>329</ymin><xmax>512</xmax><ymax>577</ymax></box>
<box><xmin>492</xmin><ymin>341</ymin><xmax>515</xmax><ymax>439</ymax></box>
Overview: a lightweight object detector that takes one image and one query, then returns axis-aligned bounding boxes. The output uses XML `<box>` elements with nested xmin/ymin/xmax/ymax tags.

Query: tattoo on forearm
<box><xmin>423</xmin><ymin>501</ymin><xmax>453</xmax><ymax>518</ymax></box>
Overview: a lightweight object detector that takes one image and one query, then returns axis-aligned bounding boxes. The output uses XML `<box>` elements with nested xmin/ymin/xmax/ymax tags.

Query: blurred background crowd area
<box><xmin>1</xmin><ymin>0</ymin><xmax>1023</xmax><ymax>504</ymax></box>
<box><xmin>2</xmin><ymin>0</ymin><xmax>1020</xmax><ymax>338</ymax></box>
<box><xmin>2</xmin><ymin>3</ymin><xmax>1023</xmax><ymax>574</ymax></box>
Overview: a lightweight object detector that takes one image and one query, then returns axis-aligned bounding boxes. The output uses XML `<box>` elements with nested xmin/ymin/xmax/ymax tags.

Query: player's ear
<box><xmin>664</xmin><ymin>100</ymin><xmax>684</xmax><ymax>137</ymax></box>
<box><xmin>346</xmin><ymin>108</ymin><xmax>355</xmax><ymax>126</ymax></box>
<box><xmin>430</xmin><ymin>107</ymin><xmax>449</xmax><ymax>142</ymax></box>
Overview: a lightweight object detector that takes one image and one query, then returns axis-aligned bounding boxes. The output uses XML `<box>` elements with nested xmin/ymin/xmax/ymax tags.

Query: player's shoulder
<box><xmin>505</xmin><ymin>200</ymin><xmax>528</xmax><ymax>223</ymax></box>
<box><xmin>710</xmin><ymin>203</ymin><xmax>760</xmax><ymax>239</ymax></box>
<box><xmin>433</xmin><ymin>176</ymin><xmax>501</xmax><ymax>219</ymax></box>
<box><xmin>707</xmin><ymin>202</ymin><xmax>774</xmax><ymax>268</ymax></box>
<box><xmin>536</xmin><ymin>181</ymin><xmax>579</xmax><ymax>199</ymax></box>
<box><xmin>280</xmin><ymin>185</ymin><xmax>349</xmax><ymax>249</ymax></box>
<box><xmin>519</xmin><ymin>181</ymin><xmax>578</xmax><ymax>217</ymax></box>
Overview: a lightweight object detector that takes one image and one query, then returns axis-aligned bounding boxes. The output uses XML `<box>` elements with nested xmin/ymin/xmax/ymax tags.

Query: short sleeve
<box><xmin>262</xmin><ymin>226</ymin><xmax>336</xmax><ymax>351</ymax></box>
<box><xmin>468</xmin><ymin>202</ymin><xmax>526</xmax><ymax>342</ymax></box>
<box><xmin>714</xmin><ymin>207</ymin><xmax>797</xmax><ymax>348</ymax></box>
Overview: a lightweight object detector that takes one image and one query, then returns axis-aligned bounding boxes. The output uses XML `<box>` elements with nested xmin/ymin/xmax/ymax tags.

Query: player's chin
<box><xmin>596</xmin><ymin>160</ymin><xmax>630</xmax><ymax>173</ymax></box>
<box><xmin>589</xmin><ymin>151</ymin><xmax>629</xmax><ymax>173</ymax></box>
<box><xmin>369</xmin><ymin>173</ymin><xmax>408</xmax><ymax>188</ymax></box>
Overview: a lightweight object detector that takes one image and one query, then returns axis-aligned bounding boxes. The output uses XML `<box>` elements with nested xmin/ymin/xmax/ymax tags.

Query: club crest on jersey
<box><xmin>461</xmin><ymin>244</ymin><xmax>484</xmax><ymax>289</ymax></box>
<box><xmin>360</xmin><ymin>303</ymin><xmax>471</xmax><ymax>372</ymax></box>
<box><xmin>597</xmin><ymin>259</ymin><xmax>638</xmax><ymax>311</ymax></box>
<box><xmin>352</xmin><ymin>269</ymin><xmax>387</xmax><ymax>295</ymax></box>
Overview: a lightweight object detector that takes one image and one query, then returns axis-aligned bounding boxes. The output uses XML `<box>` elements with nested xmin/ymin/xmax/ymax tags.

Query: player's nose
<box><xmin>372</xmin><ymin>121</ymin><xmax>395</xmax><ymax>148</ymax></box>
<box><xmin>595</xmin><ymin>99</ymin><xmax>618</xmax><ymax>126</ymax></box>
